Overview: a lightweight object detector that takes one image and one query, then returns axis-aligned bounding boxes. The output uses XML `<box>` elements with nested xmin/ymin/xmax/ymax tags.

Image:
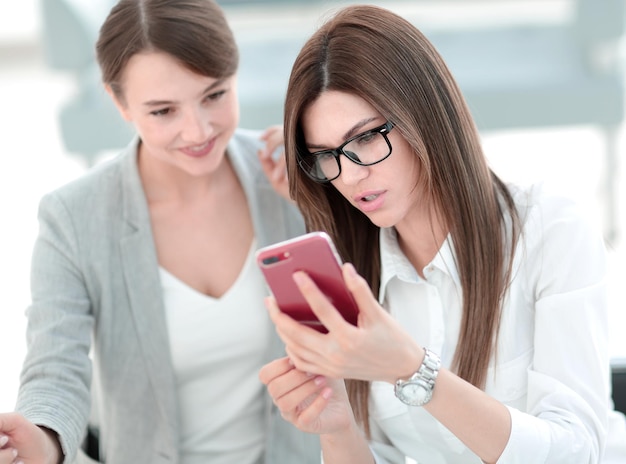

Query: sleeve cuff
<box><xmin>498</xmin><ymin>406</ymin><xmax>550</xmax><ymax>463</ymax></box>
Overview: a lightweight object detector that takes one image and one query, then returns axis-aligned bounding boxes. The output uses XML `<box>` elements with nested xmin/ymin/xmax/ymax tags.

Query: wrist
<box><xmin>394</xmin><ymin>347</ymin><xmax>441</xmax><ymax>407</ymax></box>
<box><xmin>40</xmin><ymin>426</ymin><xmax>63</xmax><ymax>464</ymax></box>
<box><xmin>320</xmin><ymin>419</ymin><xmax>373</xmax><ymax>463</ymax></box>
<box><xmin>391</xmin><ymin>341</ymin><xmax>425</xmax><ymax>384</ymax></box>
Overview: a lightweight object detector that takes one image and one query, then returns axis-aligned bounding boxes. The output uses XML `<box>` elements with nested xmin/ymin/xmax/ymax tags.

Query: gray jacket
<box><xmin>15</xmin><ymin>129</ymin><xmax>319</xmax><ymax>463</ymax></box>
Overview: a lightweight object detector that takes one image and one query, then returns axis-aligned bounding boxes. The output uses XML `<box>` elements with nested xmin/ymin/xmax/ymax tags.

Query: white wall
<box><xmin>0</xmin><ymin>0</ymin><xmax>40</xmax><ymax>44</ymax></box>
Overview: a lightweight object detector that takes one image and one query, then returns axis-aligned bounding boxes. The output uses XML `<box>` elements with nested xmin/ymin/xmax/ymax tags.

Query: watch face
<box><xmin>400</xmin><ymin>382</ymin><xmax>431</xmax><ymax>406</ymax></box>
<box><xmin>394</xmin><ymin>348</ymin><xmax>440</xmax><ymax>407</ymax></box>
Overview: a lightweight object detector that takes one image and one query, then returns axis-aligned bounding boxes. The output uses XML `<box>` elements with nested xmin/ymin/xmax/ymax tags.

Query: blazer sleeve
<box><xmin>15</xmin><ymin>191</ymin><xmax>94</xmax><ymax>463</ymax></box>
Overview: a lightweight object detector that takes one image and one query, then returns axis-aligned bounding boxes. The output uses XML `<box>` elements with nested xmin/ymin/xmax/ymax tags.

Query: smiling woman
<box><xmin>0</xmin><ymin>1</ymin><xmax>320</xmax><ymax>463</ymax></box>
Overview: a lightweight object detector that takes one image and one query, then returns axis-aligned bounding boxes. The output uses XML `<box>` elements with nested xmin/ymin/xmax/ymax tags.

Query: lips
<box><xmin>354</xmin><ymin>190</ymin><xmax>386</xmax><ymax>213</ymax></box>
<box><xmin>179</xmin><ymin>137</ymin><xmax>216</xmax><ymax>158</ymax></box>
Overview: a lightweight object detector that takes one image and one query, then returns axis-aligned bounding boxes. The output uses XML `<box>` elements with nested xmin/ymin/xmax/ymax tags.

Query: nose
<box><xmin>337</xmin><ymin>155</ymin><xmax>369</xmax><ymax>186</ymax></box>
<box><xmin>181</xmin><ymin>108</ymin><xmax>210</xmax><ymax>143</ymax></box>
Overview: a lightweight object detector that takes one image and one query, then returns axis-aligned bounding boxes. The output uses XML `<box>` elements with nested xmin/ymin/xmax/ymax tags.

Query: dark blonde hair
<box><xmin>96</xmin><ymin>0</ymin><xmax>238</xmax><ymax>100</ymax></box>
<box><xmin>283</xmin><ymin>5</ymin><xmax>521</xmax><ymax>435</ymax></box>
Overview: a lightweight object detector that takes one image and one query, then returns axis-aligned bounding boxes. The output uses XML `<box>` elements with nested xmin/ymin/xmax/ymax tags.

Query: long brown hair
<box><xmin>283</xmin><ymin>5</ymin><xmax>521</xmax><ymax>435</ymax></box>
<box><xmin>96</xmin><ymin>0</ymin><xmax>238</xmax><ymax>101</ymax></box>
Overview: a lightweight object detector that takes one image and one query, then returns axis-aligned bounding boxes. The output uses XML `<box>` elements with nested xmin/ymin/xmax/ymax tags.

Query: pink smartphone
<box><xmin>256</xmin><ymin>231</ymin><xmax>359</xmax><ymax>333</ymax></box>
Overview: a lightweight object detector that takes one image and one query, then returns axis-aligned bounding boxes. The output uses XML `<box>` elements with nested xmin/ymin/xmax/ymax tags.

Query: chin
<box><xmin>365</xmin><ymin>214</ymin><xmax>397</xmax><ymax>229</ymax></box>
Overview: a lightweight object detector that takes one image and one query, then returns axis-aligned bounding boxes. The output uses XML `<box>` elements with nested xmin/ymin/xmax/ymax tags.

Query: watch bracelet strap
<box><xmin>395</xmin><ymin>347</ymin><xmax>441</xmax><ymax>392</ymax></box>
<box><xmin>417</xmin><ymin>347</ymin><xmax>441</xmax><ymax>386</ymax></box>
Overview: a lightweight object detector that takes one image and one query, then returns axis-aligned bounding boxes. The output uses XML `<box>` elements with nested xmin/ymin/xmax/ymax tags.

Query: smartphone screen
<box><xmin>256</xmin><ymin>232</ymin><xmax>359</xmax><ymax>333</ymax></box>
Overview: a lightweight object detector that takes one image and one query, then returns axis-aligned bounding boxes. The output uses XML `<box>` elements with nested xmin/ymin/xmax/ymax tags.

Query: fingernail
<box><xmin>314</xmin><ymin>375</ymin><xmax>325</xmax><ymax>386</ymax></box>
<box><xmin>0</xmin><ymin>435</ymin><xmax>8</xmax><ymax>447</ymax></box>
<box><xmin>12</xmin><ymin>448</ymin><xmax>18</xmax><ymax>457</ymax></box>
<box><xmin>292</xmin><ymin>271</ymin><xmax>306</xmax><ymax>285</ymax></box>
<box><xmin>321</xmin><ymin>387</ymin><xmax>332</xmax><ymax>399</ymax></box>
<box><xmin>345</xmin><ymin>262</ymin><xmax>357</xmax><ymax>276</ymax></box>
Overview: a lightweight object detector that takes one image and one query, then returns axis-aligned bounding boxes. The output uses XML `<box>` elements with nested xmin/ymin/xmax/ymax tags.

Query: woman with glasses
<box><xmin>260</xmin><ymin>4</ymin><xmax>626</xmax><ymax>463</ymax></box>
<box><xmin>0</xmin><ymin>0</ymin><xmax>321</xmax><ymax>463</ymax></box>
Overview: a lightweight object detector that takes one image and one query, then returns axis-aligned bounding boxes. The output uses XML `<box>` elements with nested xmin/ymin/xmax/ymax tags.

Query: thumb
<box><xmin>0</xmin><ymin>412</ymin><xmax>23</xmax><ymax>435</ymax></box>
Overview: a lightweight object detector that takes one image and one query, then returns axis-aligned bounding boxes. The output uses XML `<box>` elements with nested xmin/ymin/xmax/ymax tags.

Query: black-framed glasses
<box><xmin>298</xmin><ymin>121</ymin><xmax>395</xmax><ymax>182</ymax></box>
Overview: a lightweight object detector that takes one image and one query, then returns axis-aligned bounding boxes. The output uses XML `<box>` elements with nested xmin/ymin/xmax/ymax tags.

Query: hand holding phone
<box><xmin>256</xmin><ymin>232</ymin><xmax>359</xmax><ymax>333</ymax></box>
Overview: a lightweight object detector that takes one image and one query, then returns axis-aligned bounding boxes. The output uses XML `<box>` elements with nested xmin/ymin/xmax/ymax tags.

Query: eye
<box><xmin>354</xmin><ymin>131</ymin><xmax>377</xmax><ymax>145</ymax></box>
<box><xmin>204</xmin><ymin>90</ymin><xmax>227</xmax><ymax>102</ymax></box>
<box><xmin>150</xmin><ymin>107</ymin><xmax>171</xmax><ymax>117</ymax></box>
<box><xmin>314</xmin><ymin>151</ymin><xmax>335</xmax><ymax>161</ymax></box>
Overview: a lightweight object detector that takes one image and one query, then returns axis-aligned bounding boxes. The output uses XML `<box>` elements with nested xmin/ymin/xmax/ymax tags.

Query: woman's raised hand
<box><xmin>266</xmin><ymin>262</ymin><xmax>423</xmax><ymax>385</ymax></box>
<box><xmin>258</xmin><ymin>125</ymin><xmax>291</xmax><ymax>201</ymax></box>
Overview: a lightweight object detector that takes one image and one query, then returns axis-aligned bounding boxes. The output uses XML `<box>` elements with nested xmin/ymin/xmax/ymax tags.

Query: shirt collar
<box><xmin>379</xmin><ymin>227</ymin><xmax>462</xmax><ymax>303</ymax></box>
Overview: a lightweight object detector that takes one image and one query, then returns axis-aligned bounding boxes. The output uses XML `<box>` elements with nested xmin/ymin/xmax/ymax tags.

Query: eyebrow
<box><xmin>307</xmin><ymin>116</ymin><xmax>380</xmax><ymax>151</ymax></box>
<box><xmin>142</xmin><ymin>79</ymin><xmax>226</xmax><ymax>107</ymax></box>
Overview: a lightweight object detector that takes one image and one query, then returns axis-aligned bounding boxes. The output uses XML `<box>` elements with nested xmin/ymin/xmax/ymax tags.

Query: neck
<box><xmin>395</xmin><ymin>208</ymin><xmax>448</xmax><ymax>278</ymax></box>
<box><xmin>138</xmin><ymin>145</ymin><xmax>232</xmax><ymax>205</ymax></box>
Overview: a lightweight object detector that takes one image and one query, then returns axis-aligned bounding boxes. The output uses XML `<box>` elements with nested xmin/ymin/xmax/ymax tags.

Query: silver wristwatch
<box><xmin>394</xmin><ymin>348</ymin><xmax>441</xmax><ymax>407</ymax></box>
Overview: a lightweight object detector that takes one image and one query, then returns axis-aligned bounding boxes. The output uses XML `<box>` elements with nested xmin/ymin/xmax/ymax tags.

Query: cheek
<box><xmin>133</xmin><ymin>118</ymin><xmax>176</xmax><ymax>149</ymax></box>
<box><xmin>219</xmin><ymin>93</ymin><xmax>240</xmax><ymax>127</ymax></box>
<box><xmin>393</xmin><ymin>143</ymin><xmax>422</xmax><ymax>185</ymax></box>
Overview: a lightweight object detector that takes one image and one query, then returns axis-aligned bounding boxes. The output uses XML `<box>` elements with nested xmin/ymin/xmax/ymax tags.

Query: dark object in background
<box><xmin>613</xmin><ymin>358</ymin><xmax>626</xmax><ymax>414</ymax></box>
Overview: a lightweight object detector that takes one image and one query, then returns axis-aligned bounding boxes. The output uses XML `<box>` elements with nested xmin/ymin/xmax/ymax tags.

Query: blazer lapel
<box><xmin>118</xmin><ymin>143</ymin><xmax>179</xmax><ymax>431</ymax></box>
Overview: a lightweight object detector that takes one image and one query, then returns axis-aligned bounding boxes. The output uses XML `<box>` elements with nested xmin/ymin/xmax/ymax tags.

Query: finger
<box><xmin>0</xmin><ymin>447</ymin><xmax>18</xmax><ymax>462</ymax></box>
<box><xmin>260</xmin><ymin>124</ymin><xmax>282</xmax><ymax>141</ymax></box>
<box><xmin>341</xmin><ymin>263</ymin><xmax>380</xmax><ymax>320</ymax></box>
<box><xmin>271</xmin><ymin>373</ymin><xmax>326</xmax><ymax>415</ymax></box>
<box><xmin>259</xmin><ymin>125</ymin><xmax>284</xmax><ymax>158</ymax></box>
<box><xmin>265</xmin><ymin>296</ymin><xmax>322</xmax><ymax>345</ymax></box>
<box><xmin>0</xmin><ymin>413</ymin><xmax>25</xmax><ymax>439</ymax></box>
<box><xmin>292</xmin><ymin>271</ymin><xmax>355</xmax><ymax>334</ymax></box>
<box><xmin>293</xmin><ymin>386</ymin><xmax>334</xmax><ymax>429</ymax></box>
<box><xmin>271</xmin><ymin>154</ymin><xmax>287</xmax><ymax>181</ymax></box>
<box><xmin>258</xmin><ymin>149</ymin><xmax>278</xmax><ymax>174</ymax></box>
<box><xmin>258</xmin><ymin>154</ymin><xmax>291</xmax><ymax>201</ymax></box>
<box><xmin>266</xmin><ymin>294</ymin><xmax>335</xmax><ymax>376</ymax></box>
<box><xmin>264</xmin><ymin>296</ymin><xmax>303</xmax><ymax>337</ymax></box>
<box><xmin>283</xmin><ymin>345</ymin><xmax>323</xmax><ymax>375</ymax></box>
<box><xmin>258</xmin><ymin>356</ymin><xmax>293</xmax><ymax>385</ymax></box>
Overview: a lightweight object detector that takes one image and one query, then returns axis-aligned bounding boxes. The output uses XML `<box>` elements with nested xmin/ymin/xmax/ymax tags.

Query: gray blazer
<box><xmin>15</xmin><ymin>130</ymin><xmax>320</xmax><ymax>463</ymax></box>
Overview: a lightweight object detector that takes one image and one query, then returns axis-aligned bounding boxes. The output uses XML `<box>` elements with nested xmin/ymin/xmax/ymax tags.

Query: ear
<box><xmin>105</xmin><ymin>84</ymin><xmax>132</xmax><ymax>122</ymax></box>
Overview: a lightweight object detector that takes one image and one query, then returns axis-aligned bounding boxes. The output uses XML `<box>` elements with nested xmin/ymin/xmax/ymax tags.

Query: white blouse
<box><xmin>369</xmin><ymin>183</ymin><xmax>626</xmax><ymax>463</ymax></box>
<box><xmin>160</xmin><ymin>239</ymin><xmax>271</xmax><ymax>464</ymax></box>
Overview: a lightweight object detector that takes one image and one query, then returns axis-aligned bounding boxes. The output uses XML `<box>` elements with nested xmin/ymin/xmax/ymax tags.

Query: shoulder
<box><xmin>511</xmin><ymin>182</ymin><xmax>601</xmax><ymax>244</ymax></box>
<box><xmin>228</xmin><ymin>128</ymin><xmax>265</xmax><ymax>161</ymax></box>
<box><xmin>227</xmin><ymin>128</ymin><xmax>272</xmax><ymax>186</ymax></box>
<box><xmin>511</xmin><ymin>182</ymin><xmax>607</xmax><ymax>292</ymax></box>
<box><xmin>38</xmin><ymin>142</ymin><xmax>136</xmax><ymax>219</ymax></box>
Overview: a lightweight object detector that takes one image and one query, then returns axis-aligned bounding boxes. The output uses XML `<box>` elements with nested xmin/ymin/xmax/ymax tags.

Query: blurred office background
<box><xmin>0</xmin><ymin>0</ymin><xmax>625</xmax><ymax>412</ymax></box>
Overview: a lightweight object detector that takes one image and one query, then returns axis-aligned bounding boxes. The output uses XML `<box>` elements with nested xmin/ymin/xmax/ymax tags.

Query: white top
<box><xmin>160</xmin><ymin>239</ymin><xmax>271</xmax><ymax>464</ymax></box>
<box><xmin>369</xmin><ymin>183</ymin><xmax>626</xmax><ymax>463</ymax></box>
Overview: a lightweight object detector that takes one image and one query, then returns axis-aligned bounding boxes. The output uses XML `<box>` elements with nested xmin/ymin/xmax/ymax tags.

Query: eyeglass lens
<box><xmin>311</xmin><ymin>128</ymin><xmax>391</xmax><ymax>181</ymax></box>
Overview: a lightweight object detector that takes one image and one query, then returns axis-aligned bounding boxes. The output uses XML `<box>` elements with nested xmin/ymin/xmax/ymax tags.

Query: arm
<box><xmin>269</xmin><ymin>264</ymin><xmax>511</xmax><ymax>463</ymax></box>
<box><xmin>269</xmin><ymin>206</ymin><xmax>612</xmax><ymax>464</ymax></box>
<box><xmin>14</xmin><ymin>192</ymin><xmax>95</xmax><ymax>463</ymax></box>
<box><xmin>495</xmin><ymin>191</ymin><xmax>612</xmax><ymax>462</ymax></box>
